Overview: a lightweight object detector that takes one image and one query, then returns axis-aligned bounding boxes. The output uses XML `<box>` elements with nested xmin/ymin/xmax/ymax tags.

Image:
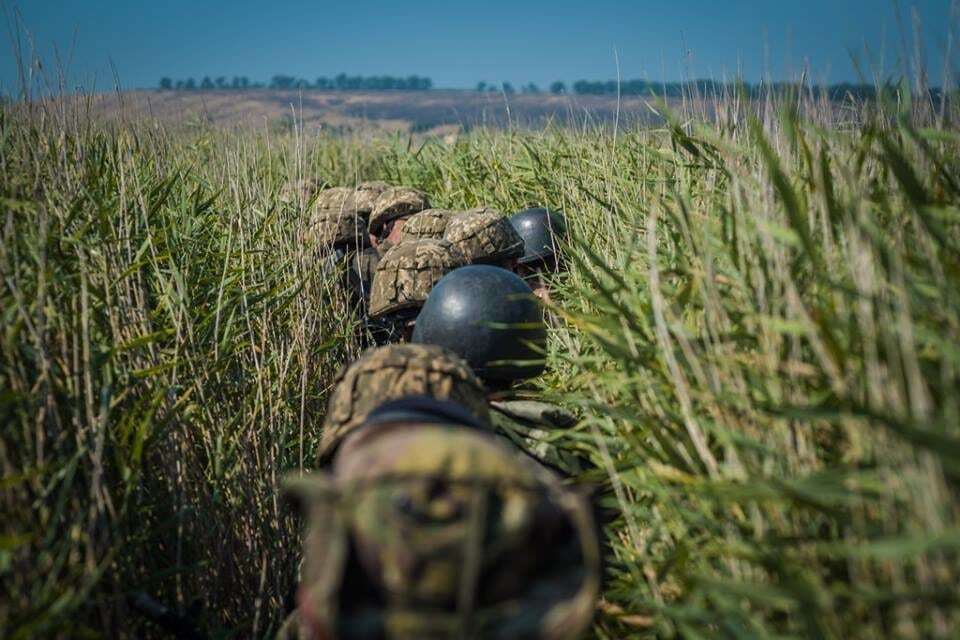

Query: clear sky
<box><xmin>1</xmin><ymin>0</ymin><xmax>955</xmax><ymax>92</ymax></box>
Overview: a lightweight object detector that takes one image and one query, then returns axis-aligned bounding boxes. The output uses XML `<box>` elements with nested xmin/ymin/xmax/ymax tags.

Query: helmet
<box><xmin>442</xmin><ymin>209</ymin><xmax>524</xmax><ymax>265</ymax></box>
<box><xmin>398</xmin><ymin>208</ymin><xmax>456</xmax><ymax>241</ymax></box>
<box><xmin>510</xmin><ymin>208</ymin><xmax>567</xmax><ymax>266</ymax></box>
<box><xmin>351</xmin><ymin>180</ymin><xmax>392</xmax><ymax>216</ymax></box>
<box><xmin>368</xmin><ymin>239</ymin><xmax>466</xmax><ymax>319</ymax></box>
<box><xmin>315</xmin><ymin>186</ymin><xmax>355</xmax><ymax>211</ymax></box>
<box><xmin>280</xmin><ymin>177</ymin><xmax>325</xmax><ymax>205</ymax></box>
<box><xmin>368</xmin><ymin>187</ymin><xmax>430</xmax><ymax>236</ymax></box>
<box><xmin>303</xmin><ymin>208</ymin><xmax>370</xmax><ymax>250</ymax></box>
<box><xmin>284</xmin><ymin>412</ymin><xmax>600</xmax><ymax>640</ymax></box>
<box><xmin>317</xmin><ymin>344</ymin><xmax>490</xmax><ymax>462</ymax></box>
<box><xmin>412</xmin><ymin>265</ymin><xmax>546</xmax><ymax>383</ymax></box>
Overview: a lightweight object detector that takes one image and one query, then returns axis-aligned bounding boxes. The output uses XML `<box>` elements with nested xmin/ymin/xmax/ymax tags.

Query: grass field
<box><xmin>3</xmin><ymin>87</ymin><xmax>960</xmax><ymax>638</ymax></box>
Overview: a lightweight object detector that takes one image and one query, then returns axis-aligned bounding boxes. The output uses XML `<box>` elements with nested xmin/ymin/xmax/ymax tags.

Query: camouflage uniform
<box><xmin>489</xmin><ymin>398</ymin><xmax>586</xmax><ymax>476</ymax></box>
<box><xmin>367</xmin><ymin>239</ymin><xmax>466</xmax><ymax>343</ymax></box>
<box><xmin>398</xmin><ymin>208</ymin><xmax>456</xmax><ymax>241</ymax></box>
<box><xmin>442</xmin><ymin>209</ymin><xmax>524</xmax><ymax>267</ymax></box>
<box><xmin>282</xmin><ymin>401</ymin><xmax>600</xmax><ymax>640</ymax></box>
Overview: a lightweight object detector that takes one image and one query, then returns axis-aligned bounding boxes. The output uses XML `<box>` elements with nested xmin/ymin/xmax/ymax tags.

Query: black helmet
<box><xmin>509</xmin><ymin>208</ymin><xmax>567</xmax><ymax>266</ymax></box>
<box><xmin>412</xmin><ymin>265</ymin><xmax>546</xmax><ymax>383</ymax></box>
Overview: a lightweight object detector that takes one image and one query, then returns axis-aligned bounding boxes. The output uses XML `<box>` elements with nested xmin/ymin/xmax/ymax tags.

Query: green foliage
<box><xmin>2</xmin><ymin>94</ymin><xmax>960</xmax><ymax>639</ymax></box>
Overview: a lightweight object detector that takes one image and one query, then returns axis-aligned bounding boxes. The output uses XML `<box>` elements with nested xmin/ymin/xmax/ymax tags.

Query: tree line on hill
<box><xmin>158</xmin><ymin>75</ymin><xmax>934</xmax><ymax>101</ymax></box>
<box><xmin>158</xmin><ymin>74</ymin><xmax>433</xmax><ymax>91</ymax></box>
<box><xmin>478</xmin><ymin>79</ymin><xmax>899</xmax><ymax>101</ymax></box>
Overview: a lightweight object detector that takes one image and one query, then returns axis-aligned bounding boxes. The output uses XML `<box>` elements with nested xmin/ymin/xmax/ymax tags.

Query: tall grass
<box><xmin>2</xmin><ymin>89</ymin><xmax>960</xmax><ymax>638</ymax></box>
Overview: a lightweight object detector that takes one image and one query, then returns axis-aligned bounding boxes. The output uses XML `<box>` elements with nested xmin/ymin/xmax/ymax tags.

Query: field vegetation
<box><xmin>2</xmin><ymin>85</ymin><xmax>960</xmax><ymax>638</ymax></box>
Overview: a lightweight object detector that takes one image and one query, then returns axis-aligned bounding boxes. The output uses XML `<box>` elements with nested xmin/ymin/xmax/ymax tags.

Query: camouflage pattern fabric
<box><xmin>303</xmin><ymin>209</ymin><xmax>370</xmax><ymax>249</ymax></box>
<box><xmin>315</xmin><ymin>187</ymin><xmax>356</xmax><ymax>211</ymax></box>
<box><xmin>352</xmin><ymin>180</ymin><xmax>392</xmax><ymax>215</ymax></box>
<box><xmin>280</xmin><ymin>178</ymin><xmax>325</xmax><ymax>205</ymax></box>
<box><xmin>489</xmin><ymin>400</ymin><xmax>586</xmax><ymax>476</ymax></box>
<box><xmin>367</xmin><ymin>239</ymin><xmax>466</xmax><ymax>318</ymax></box>
<box><xmin>318</xmin><ymin>344</ymin><xmax>489</xmax><ymax>463</ymax></box>
<box><xmin>283</xmin><ymin>421</ymin><xmax>600</xmax><ymax>640</ymax></box>
<box><xmin>399</xmin><ymin>208</ymin><xmax>456</xmax><ymax>241</ymax></box>
<box><xmin>368</xmin><ymin>187</ymin><xmax>430</xmax><ymax>235</ymax></box>
<box><xmin>443</xmin><ymin>209</ymin><xmax>524</xmax><ymax>265</ymax></box>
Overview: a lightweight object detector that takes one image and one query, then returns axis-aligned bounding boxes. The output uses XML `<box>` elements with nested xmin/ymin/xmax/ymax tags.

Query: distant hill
<box><xmin>79</xmin><ymin>89</ymin><xmax>679</xmax><ymax>134</ymax></box>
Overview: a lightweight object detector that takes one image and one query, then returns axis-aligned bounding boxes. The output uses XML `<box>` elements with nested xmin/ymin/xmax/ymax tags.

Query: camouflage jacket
<box><xmin>489</xmin><ymin>399</ymin><xmax>586</xmax><ymax>476</ymax></box>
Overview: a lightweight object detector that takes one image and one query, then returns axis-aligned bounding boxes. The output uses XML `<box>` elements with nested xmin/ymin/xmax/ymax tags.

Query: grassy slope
<box><xmin>2</xmin><ymin>93</ymin><xmax>960</xmax><ymax>638</ymax></box>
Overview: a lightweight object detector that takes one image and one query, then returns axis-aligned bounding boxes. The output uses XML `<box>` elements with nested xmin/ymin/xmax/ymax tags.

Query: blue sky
<box><xmin>1</xmin><ymin>1</ymin><xmax>955</xmax><ymax>92</ymax></box>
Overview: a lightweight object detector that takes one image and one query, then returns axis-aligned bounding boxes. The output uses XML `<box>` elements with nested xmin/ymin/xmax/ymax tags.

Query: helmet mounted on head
<box><xmin>443</xmin><ymin>209</ymin><xmax>525</xmax><ymax>267</ymax></box>
<box><xmin>510</xmin><ymin>207</ymin><xmax>567</xmax><ymax>267</ymax></box>
<box><xmin>412</xmin><ymin>265</ymin><xmax>547</xmax><ymax>384</ymax></box>
<box><xmin>368</xmin><ymin>187</ymin><xmax>430</xmax><ymax>237</ymax></box>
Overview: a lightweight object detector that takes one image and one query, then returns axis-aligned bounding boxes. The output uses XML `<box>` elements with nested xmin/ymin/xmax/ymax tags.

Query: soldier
<box><xmin>366</xmin><ymin>239</ymin><xmax>466</xmax><ymax>344</ymax></box>
<box><xmin>509</xmin><ymin>208</ymin><xmax>567</xmax><ymax>302</ymax></box>
<box><xmin>442</xmin><ymin>208</ymin><xmax>525</xmax><ymax>270</ymax></box>
<box><xmin>411</xmin><ymin>265</ymin><xmax>583</xmax><ymax>473</ymax></box>
<box><xmin>303</xmin><ymin>208</ymin><xmax>380</xmax><ymax>305</ymax></box>
<box><xmin>367</xmin><ymin>187</ymin><xmax>431</xmax><ymax>252</ymax></box>
<box><xmin>396</xmin><ymin>208</ymin><xmax>457</xmax><ymax>242</ymax></box>
<box><xmin>279</xmin><ymin>347</ymin><xmax>600</xmax><ymax>639</ymax></box>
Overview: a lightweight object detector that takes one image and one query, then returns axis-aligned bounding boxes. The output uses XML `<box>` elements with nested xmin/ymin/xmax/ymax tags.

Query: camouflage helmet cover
<box><xmin>285</xmin><ymin>422</ymin><xmax>600</xmax><ymax>640</ymax></box>
<box><xmin>367</xmin><ymin>239</ymin><xmax>466</xmax><ymax>318</ymax></box>
<box><xmin>303</xmin><ymin>208</ymin><xmax>370</xmax><ymax>249</ymax></box>
<box><xmin>351</xmin><ymin>180</ymin><xmax>392</xmax><ymax>215</ymax></box>
<box><xmin>398</xmin><ymin>208</ymin><xmax>456</xmax><ymax>241</ymax></box>
<box><xmin>318</xmin><ymin>343</ymin><xmax>490</xmax><ymax>462</ymax></box>
<box><xmin>368</xmin><ymin>187</ymin><xmax>430</xmax><ymax>235</ymax></box>
<box><xmin>314</xmin><ymin>186</ymin><xmax>355</xmax><ymax>211</ymax></box>
<box><xmin>443</xmin><ymin>209</ymin><xmax>525</xmax><ymax>265</ymax></box>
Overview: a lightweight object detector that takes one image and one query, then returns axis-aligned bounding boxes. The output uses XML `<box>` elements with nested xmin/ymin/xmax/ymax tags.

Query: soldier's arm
<box><xmin>489</xmin><ymin>399</ymin><xmax>577</xmax><ymax>429</ymax></box>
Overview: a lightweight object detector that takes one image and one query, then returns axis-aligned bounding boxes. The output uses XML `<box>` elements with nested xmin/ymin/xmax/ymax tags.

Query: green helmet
<box><xmin>284</xmin><ymin>405</ymin><xmax>600</xmax><ymax>640</ymax></box>
<box><xmin>318</xmin><ymin>344</ymin><xmax>490</xmax><ymax>463</ymax></box>
<box><xmin>398</xmin><ymin>208</ymin><xmax>456</xmax><ymax>241</ymax></box>
<box><xmin>443</xmin><ymin>209</ymin><xmax>524</xmax><ymax>266</ymax></box>
<box><xmin>368</xmin><ymin>239</ymin><xmax>466</xmax><ymax>319</ymax></box>
<box><xmin>280</xmin><ymin>178</ymin><xmax>325</xmax><ymax>205</ymax></box>
<box><xmin>368</xmin><ymin>187</ymin><xmax>430</xmax><ymax>236</ymax></box>
<box><xmin>303</xmin><ymin>208</ymin><xmax>370</xmax><ymax>250</ymax></box>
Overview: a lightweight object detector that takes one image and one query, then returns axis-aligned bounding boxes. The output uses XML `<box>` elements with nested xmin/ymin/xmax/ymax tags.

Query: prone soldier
<box><xmin>279</xmin><ymin>344</ymin><xmax>600</xmax><ymax>640</ymax></box>
<box><xmin>509</xmin><ymin>208</ymin><xmax>567</xmax><ymax>303</ymax></box>
<box><xmin>412</xmin><ymin>265</ymin><xmax>584</xmax><ymax>474</ymax></box>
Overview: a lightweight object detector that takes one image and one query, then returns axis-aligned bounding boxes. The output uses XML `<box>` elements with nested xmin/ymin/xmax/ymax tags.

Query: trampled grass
<box><xmin>2</xmin><ymin>90</ymin><xmax>960</xmax><ymax>638</ymax></box>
